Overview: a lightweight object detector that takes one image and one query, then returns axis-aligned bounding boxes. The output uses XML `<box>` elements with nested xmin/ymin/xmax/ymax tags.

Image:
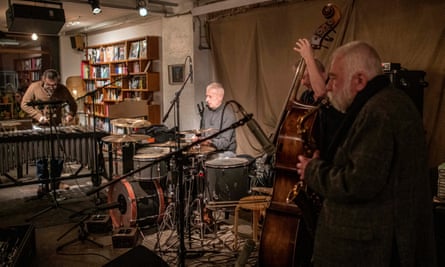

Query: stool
<box><xmin>233</xmin><ymin>195</ymin><xmax>271</xmax><ymax>249</ymax></box>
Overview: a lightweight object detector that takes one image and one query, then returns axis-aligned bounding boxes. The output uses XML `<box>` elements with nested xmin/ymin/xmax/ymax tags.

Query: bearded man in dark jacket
<box><xmin>297</xmin><ymin>41</ymin><xmax>436</xmax><ymax>266</ymax></box>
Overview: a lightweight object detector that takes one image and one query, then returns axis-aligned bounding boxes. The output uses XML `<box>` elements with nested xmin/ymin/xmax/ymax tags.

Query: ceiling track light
<box><xmin>89</xmin><ymin>0</ymin><xmax>102</xmax><ymax>15</ymax></box>
<box><xmin>137</xmin><ymin>0</ymin><xmax>148</xmax><ymax>17</ymax></box>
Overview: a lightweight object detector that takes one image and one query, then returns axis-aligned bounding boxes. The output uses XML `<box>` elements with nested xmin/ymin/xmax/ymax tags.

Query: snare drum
<box><xmin>133</xmin><ymin>147</ymin><xmax>170</xmax><ymax>180</ymax></box>
<box><xmin>205</xmin><ymin>157</ymin><xmax>251</xmax><ymax>201</ymax></box>
<box><xmin>107</xmin><ymin>178</ymin><xmax>165</xmax><ymax>228</ymax></box>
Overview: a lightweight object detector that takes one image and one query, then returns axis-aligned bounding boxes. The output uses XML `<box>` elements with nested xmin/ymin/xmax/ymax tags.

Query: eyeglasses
<box><xmin>44</xmin><ymin>82</ymin><xmax>58</xmax><ymax>89</ymax></box>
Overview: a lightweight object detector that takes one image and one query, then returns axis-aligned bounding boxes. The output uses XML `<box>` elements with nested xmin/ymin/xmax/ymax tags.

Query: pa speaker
<box><xmin>6</xmin><ymin>4</ymin><xmax>65</xmax><ymax>34</ymax></box>
<box><xmin>70</xmin><ymin>35</ymin><xmax>85</xmax><ymax>51</ymax></box>
<box><xmin>103</xmin><ymin>245</ymin><xmax>168</xmax><ymax>267</ymax></box>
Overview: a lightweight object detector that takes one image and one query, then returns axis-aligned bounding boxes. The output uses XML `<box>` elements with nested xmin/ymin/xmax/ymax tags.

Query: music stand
<box><xmin>26</xmin><ymin>100</ymin><xmax>77</xmax><ymax>221</ymax></box>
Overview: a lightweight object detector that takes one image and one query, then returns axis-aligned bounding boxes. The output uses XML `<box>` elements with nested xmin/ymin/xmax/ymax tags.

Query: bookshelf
<box><xmin>14</xmin><ymin>54</ymin><xmax>50</xmax><ymax>89</ymax></box>
<box><xmin>81</xmin><ymin>36</ymin><xmax>161</xmax><ymax>130</ymax></box>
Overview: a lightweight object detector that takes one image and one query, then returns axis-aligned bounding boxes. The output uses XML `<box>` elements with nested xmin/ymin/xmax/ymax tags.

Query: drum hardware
<box><xmin>86</xmin><ymin>114</ymin><xmax>251</xmax><ymax>264</ymax></box>
<box><xmin>56</xmin><ymin>214</ymin><xmax>104</xmax><ymax>252</ymax></box>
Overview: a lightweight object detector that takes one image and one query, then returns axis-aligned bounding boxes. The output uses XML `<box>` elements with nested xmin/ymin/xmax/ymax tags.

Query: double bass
<box><xmin>258</xmin><ymin>4</ymin><xmax>341</xmax><ymax>266</ymax></box>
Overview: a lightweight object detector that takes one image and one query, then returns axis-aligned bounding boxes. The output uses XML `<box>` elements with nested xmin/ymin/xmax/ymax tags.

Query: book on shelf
<box><xmin>139</xmin><ymin>39</ymin><xmax>147</xmax><ymax>58</ymax></box>
<box><xmin>105</xmin><ymin>46</ymin><xmax>114</xmax><ymax>62</ymax></box>
<box><xmin>113</xmin><ymin>46</ymin><xmax>120</xmax><ymax>61</ymax></box>
<box><xmin>129</xmin><ymin>41</ymin><xmax>140</xmax><ymax>59</ymax></box>
<box><xmin>133</xmin><ymin>61</ymin><xmax>140</xmax><ymax>73</ymax></box>
<box><xmin>143</xmin><ymin>61</ymin><xmax>151</xmax><ymax>72</ymax></box>
<box><xmin>118</xmin><ymin>45</ymin><xmax>126</xmax><ymax>60</ymax></box>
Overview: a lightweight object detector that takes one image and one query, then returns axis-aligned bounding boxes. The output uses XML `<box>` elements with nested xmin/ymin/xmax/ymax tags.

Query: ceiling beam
<box><xmin>191</xmin><ymin>0</ymin><xmax>273</xmax><ymax>16</ymax></box>
<box><xmin>0</xmin><ymin>48</ymin><xmax>49</xmax><ymax>54</ymax></box>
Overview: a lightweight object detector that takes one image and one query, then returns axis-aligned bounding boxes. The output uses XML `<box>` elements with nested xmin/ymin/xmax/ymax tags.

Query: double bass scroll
<box><xmin>259</xmin><ymin>3</ymin><xmax>341</xmax><ymax>267</ymax></box>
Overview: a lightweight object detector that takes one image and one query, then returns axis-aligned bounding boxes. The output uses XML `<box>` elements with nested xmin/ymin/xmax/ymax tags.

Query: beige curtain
<box><xmin>208</xmin><ymin>0</ymin><xmax>445</xmax><ymax>167</ymax></box>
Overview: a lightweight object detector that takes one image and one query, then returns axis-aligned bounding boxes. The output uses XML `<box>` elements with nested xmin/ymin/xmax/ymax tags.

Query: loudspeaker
<box><xmin>6</xmin><ymin>4</ymin><xmax>65</xmax><ymax>34</ymax></box>
<box><xmin>103</xmin><ymin>245</ymin><xmax>169</xmax><ymax>267</ymax></box>
<box><xmin>70</xmin><ymin>35</ymin><xmax>85</xmax><ymax>51</ymax></box>
<box><xmin>385</xmin><ymin>70</ymin><xmax>427</xmax><ymax>116</ymax></box>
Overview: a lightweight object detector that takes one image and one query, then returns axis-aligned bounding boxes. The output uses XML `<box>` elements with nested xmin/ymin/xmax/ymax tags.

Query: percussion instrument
<box><xmin>133</xmin><ymin>147</ymin><xmax>170</xmax><ymax>180</ymax></box>
<box><xmin>0</xmin><ymin>125</ymin><xmax>107</xmax><ymax>180</ymax></box>
<box><xmin>185</xmin><ymin>145</ymin><xmax>215</xmax><ymax>156</ymax></box>
<box><xmin>110</xmin><ymin>118</ymin><xmax>151</xmax><ymax>128</ymax></box>
<box><xmin>102</xmin><ymin>134</ymin><xmax>150</xmax><ymax>143</ymax></box>
<box><xmin>205</xmin><ymin>157</ymin><xmax>251</xmax><ymax>201</ymax></box>
<box><xmin>107</xmin><ymin>178</ymin><xmax>166</xmax><ymax>228</ymax></box>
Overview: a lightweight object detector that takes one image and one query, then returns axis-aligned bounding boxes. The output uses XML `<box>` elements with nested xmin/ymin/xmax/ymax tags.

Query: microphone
<box><xmin>235</xmin><ymin>239</ymin><xmax>255</xmax><ymax>267</ymax></box>
<box><xmin>189</xmin><ymin>56</ymin><xmax>193</xmax><ymax>83</ymax></box>
<box><xmin>96</xmin><ymin>201</ymin><xmax>122</xmax><ymax>211</ymax></box>
<box><xmin>242</xmin><ymin>110</ymin><xmax>275</xmax><ymax>156</ymax></box>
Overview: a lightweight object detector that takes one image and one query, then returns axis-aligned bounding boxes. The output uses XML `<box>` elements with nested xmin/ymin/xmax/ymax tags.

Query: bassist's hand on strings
<box><xmin>297</xmin><ymin>150</ymin><xmax>320</xmax><ymax>180</ymax></box>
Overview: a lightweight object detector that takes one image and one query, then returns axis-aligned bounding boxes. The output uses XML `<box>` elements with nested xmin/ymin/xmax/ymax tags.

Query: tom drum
<box><xmin>133</xmin><ymin>147</ymin><xmax>170</xmax><ymax>180</ymax></box>
<box><xmin>205</xmin><ymin>157</ymin><xmax>251</xmax><ymax>201</ymax></box>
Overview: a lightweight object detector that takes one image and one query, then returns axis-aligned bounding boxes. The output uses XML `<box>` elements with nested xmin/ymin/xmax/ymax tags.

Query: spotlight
<box><xmin>89</xmin><ymin>0</ymin><xmax>101</xmax><ymax>14</ymax></box>
<box><xmin>31</xmin><ymin>33</ymin><xmax>38</xmax><ymax>41</ymax></box>
<box><xmin>137</xmin><ymin>0</ymin><xmax>148</xmax><ymax>17</ymax></box>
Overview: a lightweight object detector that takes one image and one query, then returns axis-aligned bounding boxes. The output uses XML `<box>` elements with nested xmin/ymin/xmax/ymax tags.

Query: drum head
<box><xmin>205</xmin><ymin>157</ymin><xmax>249</xmax><ymax>169</ymax></box>
<box><xmin>107</xmin><ymin>179</ymin><xmax>165</xmax><ymax>228</ymax></box>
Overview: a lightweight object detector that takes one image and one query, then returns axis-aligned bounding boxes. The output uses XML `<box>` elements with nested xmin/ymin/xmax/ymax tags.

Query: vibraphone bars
<box><xmin>0</xmin><ymin>125</ymin><xmax>108</xmax><ymax>188</ymax></box>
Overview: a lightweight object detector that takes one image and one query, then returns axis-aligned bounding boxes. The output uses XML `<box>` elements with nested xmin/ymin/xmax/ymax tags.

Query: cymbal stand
<box><xmin>76</xmin><ymin>74</ymin><xmax>132</xmax><ymax>187</ymax></box>
<box><xmin>56</xmin><ymin>214</ymin><xmax>103</xmax><ymax>252</ymax></box>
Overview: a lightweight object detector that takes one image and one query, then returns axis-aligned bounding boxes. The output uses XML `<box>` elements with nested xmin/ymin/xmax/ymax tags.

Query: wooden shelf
<box><xmin>14</xmin><ymin>54</ymin><xmax>50</xmax><ymax>88</ymax></box>
<box><xmin>81</xmin><ymin>36</ymin><xmax>161</xmax><ymax>130</ymax></box>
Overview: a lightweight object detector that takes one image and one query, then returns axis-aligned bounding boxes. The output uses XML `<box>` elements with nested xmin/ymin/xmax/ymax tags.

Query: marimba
<box><xmin>0</xmin><ymin>125</ymin><xmax>108</xmax><ymax>187</ymax></box>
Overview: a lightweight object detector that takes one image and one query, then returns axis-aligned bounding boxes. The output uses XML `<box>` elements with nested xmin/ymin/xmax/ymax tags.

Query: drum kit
<box><xmin>100</xmin><ymin>118</ymin><xmax>255</xmax><ymax>231</ymax></box>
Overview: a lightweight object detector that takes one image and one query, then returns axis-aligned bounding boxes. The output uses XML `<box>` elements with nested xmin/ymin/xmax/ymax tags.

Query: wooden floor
<box><xmin>0</xmin><ymin>162</ymin><xmax>259</xmax><ymax>266</ymax></box>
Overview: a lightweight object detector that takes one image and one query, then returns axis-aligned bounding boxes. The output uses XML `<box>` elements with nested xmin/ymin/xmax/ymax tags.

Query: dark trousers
<box><xmin>36</xmin><ymin>158</ymin><xmax>64</xmax><ymax>190</ymax></box>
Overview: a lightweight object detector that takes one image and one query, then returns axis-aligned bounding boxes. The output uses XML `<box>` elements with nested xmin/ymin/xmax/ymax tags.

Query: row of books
<box><xmin>81</xmin><ymin>61</ymin><xmax>150</xmax><ymax>79</ymax></box>
<box><xmin>129</xmin><ymin>77</ymin><xmax>146</xmax><ymax>89</ymax></box>
<box><xmin>92</xmin><ymin>66</ymin><xmax>110</xmax><ymax>79</ymax></box>
<box><xmin>16</xmin><ymin>57</ymin><xmax>42</xmax><ymax>71</ymax></box>
<box><xmin>17</xmin><ymin>72</ymin><xmax>41</xmax><ymax>82</ymax></box>
<box><xmin>87</xmin><ymin>39</ymin><xmax>148</xmax><ymax>63</ymax></box>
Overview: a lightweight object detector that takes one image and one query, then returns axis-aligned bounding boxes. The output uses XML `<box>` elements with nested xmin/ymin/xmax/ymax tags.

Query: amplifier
<box><xmin>6</xmin><ymin>4</ymin><xmax>65</xmax><ymax>34</ymax></box>
<box><xmin>0</xmin><ymin>224</ymin><xmax>36</xmax><ymax>267</ymax></box>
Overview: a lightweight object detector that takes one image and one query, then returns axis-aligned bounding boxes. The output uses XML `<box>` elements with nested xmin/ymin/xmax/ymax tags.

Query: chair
<box><xmin>233</xmin><ymin>193</ymin><xmax>271</xmax><ymax>249</ymax></box>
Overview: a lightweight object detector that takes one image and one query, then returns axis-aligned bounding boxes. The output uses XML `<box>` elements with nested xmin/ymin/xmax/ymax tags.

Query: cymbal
<box><xmin>185</xmin><ymin>145</ymin><xmax>216</xmax><ymax>155</ymax></box>
<box><xmin>178</xmin><ymin>128</ymin><xmax>216</xmax><ymax>135</ymax></box>
<box><xmin>131</xmin><ymin>119</ymin><xmax>151</xmax><ymax>128</ymax></box>
<box><xmin>102</xmin><ymin>134</ymin><xmax>150</xmax><ymax>143</ymax></box>
<box><xmin>110</xmin><ymin>118</ymin><xmax>151</xmax><ymax>128</ymax></box>
<box><xmin>152</xmin><ymin>140</ymin><xmax>187</xmax><ymax>147</ymax></box>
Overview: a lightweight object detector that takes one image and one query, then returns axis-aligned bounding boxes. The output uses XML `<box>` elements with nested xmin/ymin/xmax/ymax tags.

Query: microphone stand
<box><xmin>162</xmin><ymin>57</ymin><xmax>192</xmax><ymax>267</ymax></box>
<box><xmin>76</xmin><ymin>74</ymin><xmax>131</xmax><ymax>189</ymax></box>
<box><xmin>85</xmin><ymin>115</ymin><xmax>250</xmax><ymax>267</ymax></box>
<box><xmin>26</xmin><ymin>102</ymin><xmax>78</xmax><ymax>222</ymax></box>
